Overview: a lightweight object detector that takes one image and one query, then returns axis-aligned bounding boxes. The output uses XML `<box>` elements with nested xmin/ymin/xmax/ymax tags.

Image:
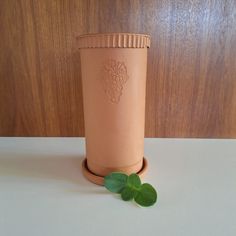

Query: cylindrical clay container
<box><xmin>78</xmin><ymin>33</ymin><xmax>150</xmax><ymax>185</ymax></box>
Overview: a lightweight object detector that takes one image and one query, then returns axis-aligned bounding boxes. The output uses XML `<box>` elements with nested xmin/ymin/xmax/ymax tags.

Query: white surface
<box><xmin>0</xmin><ymin>138</ymin><xmax>235</xmax><ymax>236</ymax></box>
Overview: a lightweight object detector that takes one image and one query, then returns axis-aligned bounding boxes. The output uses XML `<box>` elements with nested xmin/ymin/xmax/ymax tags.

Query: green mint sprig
<box><xmin>104</xmin><ymin>172</ymin><xmax>157</xmax><ymax>207</ymax></box>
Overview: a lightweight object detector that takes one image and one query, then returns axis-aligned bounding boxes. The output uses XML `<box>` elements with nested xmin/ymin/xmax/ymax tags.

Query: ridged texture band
<box><xmin>78</xmin><ymin>33</ymin><xmax>150</xmax><ymax>49</ymax></box>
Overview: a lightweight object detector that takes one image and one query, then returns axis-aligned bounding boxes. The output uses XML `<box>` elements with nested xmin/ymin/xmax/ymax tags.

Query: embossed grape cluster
<box><xmin>102</xmin><ymin>59</ymin><xmax>129</xmax><ymax>104</ymax></box>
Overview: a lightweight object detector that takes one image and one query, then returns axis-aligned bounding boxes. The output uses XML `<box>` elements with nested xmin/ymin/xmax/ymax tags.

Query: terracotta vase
<box><xmin>78</xmin><ymin>33</ymin><xmax>150</xmax><ymax>185</ymax></box>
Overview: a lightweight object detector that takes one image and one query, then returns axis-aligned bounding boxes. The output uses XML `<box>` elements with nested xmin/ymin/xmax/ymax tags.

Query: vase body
<box><xmin>78</xmin><ymin>33</ymin><xmax>150</xmax><ymax>184</ymax></box>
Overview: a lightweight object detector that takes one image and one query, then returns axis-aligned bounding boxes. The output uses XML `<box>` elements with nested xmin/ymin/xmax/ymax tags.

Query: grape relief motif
<box><xmin>101</xmin><ymin>59</ymin><xmax>129</xmax><ymax>104</ymax></box>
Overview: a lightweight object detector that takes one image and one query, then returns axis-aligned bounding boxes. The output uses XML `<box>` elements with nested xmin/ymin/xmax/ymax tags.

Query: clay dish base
<box><xmin>82</xmin><ymin>158</ymin><xmax>148</xmax><ymax>186</ymax></box>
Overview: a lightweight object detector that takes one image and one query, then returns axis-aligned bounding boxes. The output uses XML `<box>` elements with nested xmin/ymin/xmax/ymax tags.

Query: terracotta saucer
<box><xmin>82</xmin><ymin>158</ymin><xmax>148</xmax><ymax>185</ymax></box>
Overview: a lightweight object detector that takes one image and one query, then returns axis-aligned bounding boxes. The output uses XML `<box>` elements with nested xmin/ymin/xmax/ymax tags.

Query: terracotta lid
<box><xmin>78</xmin><ymin>33</ymin><xmax>150</xmax><ymax>49</ymax></box>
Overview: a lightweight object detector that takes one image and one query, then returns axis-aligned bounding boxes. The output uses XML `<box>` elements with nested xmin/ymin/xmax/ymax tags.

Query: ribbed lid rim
<box><xmin>78</xmin><ymin>33</ymin><xmax>150</xmax><ymax>49</ymax></box>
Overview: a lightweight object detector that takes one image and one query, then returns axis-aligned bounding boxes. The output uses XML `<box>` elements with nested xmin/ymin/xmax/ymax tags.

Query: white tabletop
<box><xmin>0</xmin><ymin>138</ymin><xmax>235</xmax><ymax>236</ymax></box>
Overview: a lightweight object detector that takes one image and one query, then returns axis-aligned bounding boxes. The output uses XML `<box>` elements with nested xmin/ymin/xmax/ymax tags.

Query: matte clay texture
<box><xmin>79</xmin><ymin>33</ymin><xmax>149</xmax><ymax>179</ymax></box>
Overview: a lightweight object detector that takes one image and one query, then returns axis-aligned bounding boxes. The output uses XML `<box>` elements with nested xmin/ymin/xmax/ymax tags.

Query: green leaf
<box><xmin>127</xmin><ymin>173</ymin><xmax>141</xmax><ymax>189</ymax></box>
<box><xmin>121</xmin><ymin>186</ymin><xmax>135</xmax><ymax>201</ymax></box>
<box><xmin>134</xmin><ymin>183</ymin><xmax>157</xmax><ymax>207</ymax></box>
<box><xmin>104</xmin><ymin>172</ymin><xmax>128</xmax><ymax>193</ymax></box>
<box><xmin>104</xmin><ymin>172</ymin><xmax>158</xmax><ymax>207</ymax></box>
